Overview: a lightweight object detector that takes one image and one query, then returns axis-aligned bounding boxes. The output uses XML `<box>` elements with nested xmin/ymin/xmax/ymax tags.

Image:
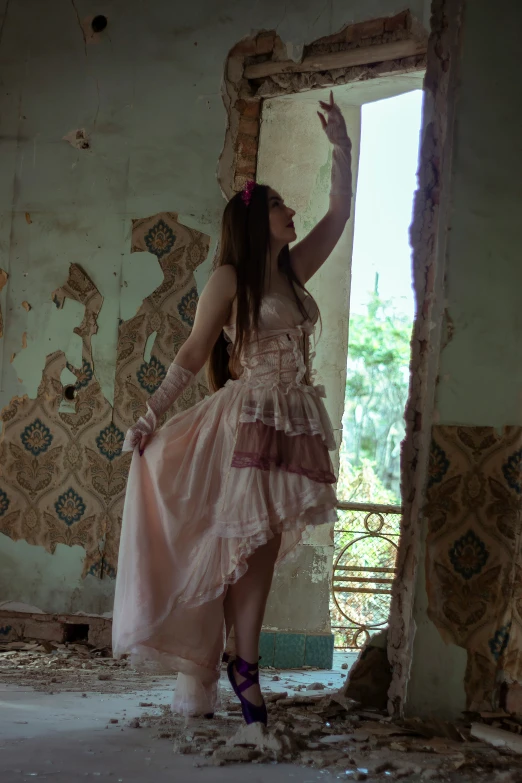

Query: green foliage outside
<box><xmin>331</xmin><ymin>293</ymin><xmax>413</xmax><ymax>647</ymax></box>
<box><xmin>339</xmin><ymin>292</ymin><xmax>413</xmax><ymax>504</ymax></box>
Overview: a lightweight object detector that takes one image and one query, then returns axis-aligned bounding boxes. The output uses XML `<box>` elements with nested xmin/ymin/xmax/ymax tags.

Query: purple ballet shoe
<box><xmin>227</xmin><ymin>655</ymin><xmax>267</xmax><ymax>726</ymax></box>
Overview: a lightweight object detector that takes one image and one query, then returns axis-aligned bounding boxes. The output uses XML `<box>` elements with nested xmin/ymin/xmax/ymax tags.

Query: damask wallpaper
<box><xmin>425</xmin><ymin>425</ymin><xmax>522</xmax><ymax>710</ymax></box>
<box><xmin>0</xmin><ymin>213</ymin><xmax>209</xmax><ymax>583</ymax></box>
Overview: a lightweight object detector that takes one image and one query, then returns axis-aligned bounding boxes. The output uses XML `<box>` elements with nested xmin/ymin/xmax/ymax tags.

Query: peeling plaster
<box><xmin>119</xmin><ymin>251</ymin><xmax>164</xmax><ymax>323</ymax></box>
<box><xmin>143</xmin><ymin>331</ymin><xmax>156</xmax><ymax>364</ymax></box>
<box><xmin>0</xmin><ymin>0</ymin><xmax>434</xmax><ymax>632</ymax></box>
<box><xmin>219</xmin><ymin>19</ymin><xmax>426</xmax><ymax>197</ymax></box>
<box><xmin>310</xmin><ymin>549</ymin><xmax>330</xmax><ymax>584</ymax></box>
<box><xmin>62</xmin><ymin>128</ymin><xmax>90</xmax><ymax>151</ymax></box>
<box><xmin>90</xmin><ymin>247</ymin><xmax>165</xmax><ymax>408</ymax></box>
<box><xmin>0</xmin><ymin>219</ymin><xmax>209</xmax><ymax>612</ymax></box>
<box><xmin>11</xmin><ymin>299</ymin><xmax>84</xmax><ymax>399</ymax></box>
<box><xmin>387</xmin><ymin>0</ymin><xmax>465</xmax><ymax>717</ymax></box>
<box><xmin>0</xmin><ymin>533</ymin><xmax>114</xmax><ymax>615</ymax></box>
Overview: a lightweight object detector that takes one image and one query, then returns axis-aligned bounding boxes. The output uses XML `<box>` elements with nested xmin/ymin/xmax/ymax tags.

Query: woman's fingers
<box><xmin>319</xmin><ymin>91</ymin><xmax>338</xmax><ymax>112</ymax></box>
<box><xmin>139</xmin><ymin>434</ymin><xmax>150</xmax><ymax>456</ymax></box>
<box><xmin>317</xmin><ymin>111</ymin><xmax>327</xmax><ymax>130</ymax></box>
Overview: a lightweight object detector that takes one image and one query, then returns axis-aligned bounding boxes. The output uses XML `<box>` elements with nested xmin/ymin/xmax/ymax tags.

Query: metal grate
<box><xmin>331</xmin><ymin>501</ymin><xmax>402</xmax><ymax>650</ymax></box>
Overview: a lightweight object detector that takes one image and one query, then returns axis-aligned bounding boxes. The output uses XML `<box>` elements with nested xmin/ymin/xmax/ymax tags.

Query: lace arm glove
<box><xmin>331</xmin><ymin>141</ymin><xmax>352</xmax><ymax>200</ymax></box>
<box><xmin>319</xmin><ymin>93</ymin><xmax>353</xmax><ymax>202</ymax></box>
<box><xmin>122</xmin><ymin>363</ymin><xmax>194</xmax><ymax>452</ymax></box>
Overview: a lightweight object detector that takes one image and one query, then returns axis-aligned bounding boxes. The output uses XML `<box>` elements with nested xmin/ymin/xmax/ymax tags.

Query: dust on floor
<box><xmin>2</xmin><ymin>641</ymin><xmax>522</xmax><ymax>782</ymax></box>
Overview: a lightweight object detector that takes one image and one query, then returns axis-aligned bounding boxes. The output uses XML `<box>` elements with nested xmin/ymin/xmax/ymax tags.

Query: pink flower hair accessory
<box><xmin>241</xmin><ymin>180</ymin><xmax>256</xmax><ymax>206</ymax></box>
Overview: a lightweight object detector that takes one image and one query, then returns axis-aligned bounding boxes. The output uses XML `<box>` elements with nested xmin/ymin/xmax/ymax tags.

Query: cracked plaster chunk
<box><xmin>11</xmin><ymin>299</ymin><xmax>84</xmax><ymax>398</ymax></box>
<box><xmin>63</xmin><ymin>128</ymin><xmax>90</xmax><ymax>151</ymax></box>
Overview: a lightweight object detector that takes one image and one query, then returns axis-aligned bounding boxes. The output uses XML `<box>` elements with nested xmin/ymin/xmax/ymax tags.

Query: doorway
<box><xmin>256</xmin><ymin>75</ymin><xmax>424</xmax><ymax>652</ymax></box>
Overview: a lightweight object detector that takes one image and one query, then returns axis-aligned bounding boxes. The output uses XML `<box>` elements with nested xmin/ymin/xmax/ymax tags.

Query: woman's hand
<box><xmin>139</xmin><ymin>434</ymin><xmax>151</xmax><ymax>457</ymax></box>
<box><xmin>122</xmin><ymin>422</ymin><xmax>153</xmax><ymax>454</ymax></box>
<box><xmin>317</xmin><ymin>91</ymin><xmax>351</xmax><ymax>148</ymax></box>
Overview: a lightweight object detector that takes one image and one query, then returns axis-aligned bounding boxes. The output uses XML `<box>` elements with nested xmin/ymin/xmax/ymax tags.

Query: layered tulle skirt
<box><xmin>112</xmin><ymin>377</ymin><xmax>338</xmax><ymax>715</ymax></box>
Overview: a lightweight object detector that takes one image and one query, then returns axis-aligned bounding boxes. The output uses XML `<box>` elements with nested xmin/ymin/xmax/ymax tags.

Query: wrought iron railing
<box><xmin>331</xmin><ymin>501</ymin><xmax>403</xmax><ymax>649</ymax></box>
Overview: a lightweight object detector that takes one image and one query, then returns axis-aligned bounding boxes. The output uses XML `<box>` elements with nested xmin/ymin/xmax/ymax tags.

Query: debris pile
<box><xmin>0</xmin><ymin>640</ymin><xmax>149</xmax><ymax>693</ymax></box>
<box><xmin>4</xmin><ymin>641</ymin><xmax>522</xmax><ymax>779</ymax></box>
<box><xmin>134</xmin><ymin>689</ymin><xmax>522</xmax><ymax>778</ymax></box>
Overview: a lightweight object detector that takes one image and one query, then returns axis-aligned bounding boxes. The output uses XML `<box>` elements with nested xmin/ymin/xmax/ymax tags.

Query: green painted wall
<box><xmin>436</xmin><ymin>1</ymin><xmax>522</xmax><ymax>428</ymax></box>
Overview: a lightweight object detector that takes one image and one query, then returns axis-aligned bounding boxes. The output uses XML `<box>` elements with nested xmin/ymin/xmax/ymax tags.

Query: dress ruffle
<box><xmin>227</xmin><ymin>378</ymin><xmax>336</xmax><ymax>450</ymax></box>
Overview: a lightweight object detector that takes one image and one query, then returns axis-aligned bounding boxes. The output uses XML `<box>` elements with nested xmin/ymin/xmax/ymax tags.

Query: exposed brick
<box><xmin>236</xmin><ymin>133</ymin><xmax>258</xmax><ymax>157</ymax></box>
<box><xmin>23</xmin><ymin>619</ymin><xmax>64</xmax><ymax>643</ymax></box>
<box><xmin>385</xmin><ymin>10</ymin><xmax>411</xmax><ymax>33</ymax></box>
<box><xmin>344</xmin><ymin>26</ymin><xmax>356</xmax><ymax>44</ymax></box>
<box><xmin>238</xmin><ymin>116</ymin><xmax>259</xmax><ymax>137</ymax></box>
<box><xmin>314</xmin><ymin>30</ymin><xmax>347</xmax><ymax>46</ymax></box>
<box><xmin>234</xmin><ymin>174</ymin><xmax>249</xmax><ymax>192</ymax></box>
<box><xmin>227</xmin><ymin>56</ymin><xmax>243</xmax><ymax>83</ymax></box>
<box><xmin>256</xmin><ymin>31</ymin><xmax>275</xmax><ymax>55</ymax></box>
<box><xmin>236</xmin><ymin>155</ymin><xmax>257</xmax><ymax>177</ymax></box>
<box><xmin>230</xmin><ymin>38</ymin><xmax>257</xmax><ymax>57</ymax></box>
<box><xmin>353</xmin><ymin>18</ymin><xmax>386</xmax><ymax>40</ymax></box>
<box><xmin>235</xmin><ymin>99</ymin><xmax>261</xmax><ymax>119</ymax></box>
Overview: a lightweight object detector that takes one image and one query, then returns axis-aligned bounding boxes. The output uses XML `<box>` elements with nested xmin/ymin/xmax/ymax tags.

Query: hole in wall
<box><xmin>64</xmin><ymin>623</ymin><xmax>89</xmax><ymax>644</ymax></box>
<box><xmin>91</xmin><ymin>15</ymin><xmax>108</xmax><ymax>33</ymax></box>
<box><xmin>63</xmin><ymin>384</ymin><xmax>77</xmax><ymax>401</ymax></box>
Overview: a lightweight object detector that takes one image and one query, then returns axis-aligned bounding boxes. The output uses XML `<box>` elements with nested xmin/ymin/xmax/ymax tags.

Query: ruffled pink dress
<box><xmin>112</xmin><ymin>292</ymin><xmax>338</xmax><ymax>714</ymax></box>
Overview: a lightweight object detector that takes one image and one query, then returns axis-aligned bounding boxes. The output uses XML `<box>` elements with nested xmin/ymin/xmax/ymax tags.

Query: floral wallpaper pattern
<box><xmin>0</xmin><ymin>213</ymin><xmax>209</xmax><ymax>581</ymax></box>
<box><xmin>425</xmin><ymin>425</ymin><xmax>522</xmax><ymax>710</ymax></box>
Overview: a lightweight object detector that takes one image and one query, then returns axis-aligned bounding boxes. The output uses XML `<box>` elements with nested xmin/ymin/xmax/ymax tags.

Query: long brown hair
<box><xmin>207</xmin><ymin>184</ymin><xmax>317</xmax><ymax>392</ymax></box>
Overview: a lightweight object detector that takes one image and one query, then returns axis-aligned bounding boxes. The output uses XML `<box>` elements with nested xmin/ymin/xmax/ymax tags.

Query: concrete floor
<box><xmin>0</xmin><ymin>653</ymin><xmax>357</xmax><ymax>783</ymax></box>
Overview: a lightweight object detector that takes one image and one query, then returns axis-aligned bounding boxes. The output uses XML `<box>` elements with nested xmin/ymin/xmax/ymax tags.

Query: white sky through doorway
<box><xmin>349</xmin><ymin>90</ymin><xmax>424</xmax><ymax>319</ymax></box>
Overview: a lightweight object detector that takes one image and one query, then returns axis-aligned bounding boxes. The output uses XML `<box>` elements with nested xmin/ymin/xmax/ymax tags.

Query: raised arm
<box><xmin>290</xmin><ymin>92</ymin><xmax>353</xmax><ymax>285</ymax></box>
<box><xmin>123</xmin><ymin>264</ymin><xmax>236</xmax><ymax>453</ymax></box>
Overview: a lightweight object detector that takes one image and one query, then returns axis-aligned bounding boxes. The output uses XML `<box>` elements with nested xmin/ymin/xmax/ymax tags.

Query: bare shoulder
<box><xmin>206</xmin><ymin>264</ymin><xmax>237</xmax><ymax>301</ymax></box>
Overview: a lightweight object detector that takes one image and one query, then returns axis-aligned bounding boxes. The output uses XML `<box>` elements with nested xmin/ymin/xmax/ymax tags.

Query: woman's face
<box><xmin>267</xmin><ymin>189</ymin><xmax>296</xmax><ymax>246</ymax></box>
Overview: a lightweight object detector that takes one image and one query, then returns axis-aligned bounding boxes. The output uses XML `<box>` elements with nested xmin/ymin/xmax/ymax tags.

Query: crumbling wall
<box><xmin>0</xmin><ymin>216</ymin><xmax>209</xmax><ymax>610</ymax></box>
<box><xmin>408</xmin><ymin>0</ymin><xmax>522</xmax><ymax>715</ymax></box>
<box><xmin>392</xmin><ymin>0</ymin><xmax>522</xmax><ymax>719</ymax></box>
<box><xmin>387</xmin><ymin>0</ymin><xmax>465</xmax><ymax>716</ymax></box>
<box><xmin>0</xmin><ymin>0</ymin><xmax>430</xmax><ymax>613</ymax></box>
<box><xmin>219</xmin><ymin>11</ymin><xmax>427</xmax><ymax>197</ymax></box>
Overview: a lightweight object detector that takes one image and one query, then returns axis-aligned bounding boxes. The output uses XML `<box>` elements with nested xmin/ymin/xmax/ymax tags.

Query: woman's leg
<box><xmin>223</xmin><ymin>533</ymin><xmax>282</xmax><ymax>705</ymax></box>
<box><xmin>224</xmin><ymin>590</ymin><xmax>234</xmax><ymax>650</ymax></box>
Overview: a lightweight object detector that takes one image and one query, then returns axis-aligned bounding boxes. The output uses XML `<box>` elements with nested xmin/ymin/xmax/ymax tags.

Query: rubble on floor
<box><xmin>4</xmin><ymin>641</ymin><xmax>522</xmax><ymax>780</ymax></box>
<box><xmin>0</xmin><ymin>639</ymin><xmax>151</xmax><ymax>693</ymax></box>
<box><xmin>134</xmin><ymin>686</ymin><xmax>522</xmax><ymax>779</ymax></box>
<box><xmin>342</xmin><ymin>630</ymin><xmax>392</xmax><ymax>711</ymax></box>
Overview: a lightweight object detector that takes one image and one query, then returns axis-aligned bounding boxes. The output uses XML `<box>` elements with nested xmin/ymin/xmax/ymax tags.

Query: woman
<box><xmin>112</xmin><ymin>92</ymin><xmax>352</xmax><ymax>725</ymax></box>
